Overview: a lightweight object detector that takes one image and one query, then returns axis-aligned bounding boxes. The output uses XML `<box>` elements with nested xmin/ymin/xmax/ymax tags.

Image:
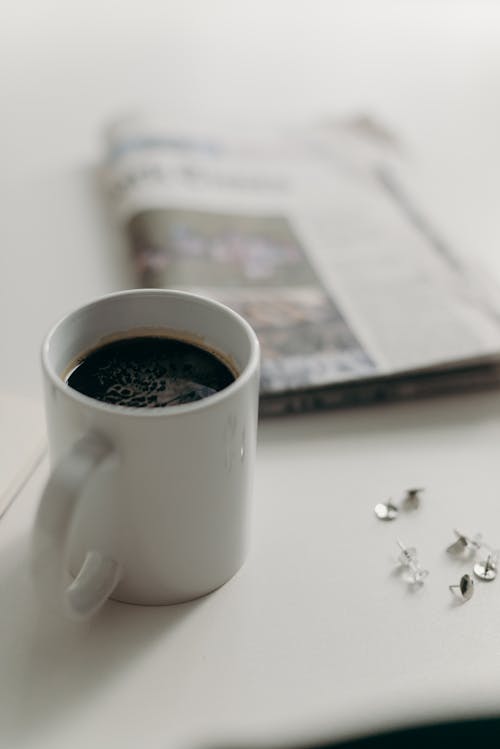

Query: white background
<box><xmin>2</xmin><ymin>2</ymin><xmax>500</xmax><ymax>748</ymax></box>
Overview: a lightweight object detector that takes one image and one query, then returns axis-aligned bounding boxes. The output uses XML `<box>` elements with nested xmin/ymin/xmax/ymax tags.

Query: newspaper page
<box><xmin>104</xmin><ymin>116</ymin><xmax>500</xmax><ymax>413</ymax></box>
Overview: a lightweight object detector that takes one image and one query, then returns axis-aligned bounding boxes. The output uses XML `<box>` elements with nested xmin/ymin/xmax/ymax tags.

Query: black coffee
<box><xmin>66</xmin><ymin>336</ymin><xmax>236</xmax><ymax>408</ymax></box>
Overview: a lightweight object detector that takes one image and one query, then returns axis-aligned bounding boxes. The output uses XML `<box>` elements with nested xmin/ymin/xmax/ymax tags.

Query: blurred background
<box><xmin>2</xmin><ymin>0</ymin><xmax>500</xmax><ymax>395</ymax></box>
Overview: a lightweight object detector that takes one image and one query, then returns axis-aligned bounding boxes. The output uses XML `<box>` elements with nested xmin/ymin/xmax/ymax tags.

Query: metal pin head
<box><xmin>473</xmin><ymin>554</ymin><xmax>498</xmax><ymax>582</ymax></box>
<box><xmin>374</xmin><ymin>499</ymin><xmax>398</xmax><ymax>521</ymax></box>
<box><xmin>449</xmin><ymin>574</ymin><xmax>474</xmax><ymax>601</ymax></box>
<box><xmin>403</xmin><ymin>488</ymin><xmax>424</xmax><ymax>509</ymax></box>
<box><xmin>446</xmin><ymin>530</ymin><xmax>482</xmax><ymax>557</ymax></box>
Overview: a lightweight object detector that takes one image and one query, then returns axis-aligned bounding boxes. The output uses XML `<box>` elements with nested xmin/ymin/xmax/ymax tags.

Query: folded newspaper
<box><xmin>104</xmin><ymin>115</ymin><xmax>500</xmax><ymax>415</ymax></box>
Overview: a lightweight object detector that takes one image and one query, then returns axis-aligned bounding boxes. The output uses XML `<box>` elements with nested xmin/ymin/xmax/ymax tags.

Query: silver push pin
<box><xmin>446</xmin><ymin>529</ymin><xmax>483</xmax><ymax>557</ymax></box>
<box><xmin>374</xmin><ymin>499</ymin><xmax>399</xmax><ymax>521</ymax></box>
<box><xmin>375</xmin><ymin>487</ymin><xmax>425</xmax><ymax>521</ymax></box>
<box><xmin>449</xmin><ymin>573</ymin><xmax>474</xmax><ymax>602</ymax></box>
<box><xmin>403</xmin><ymin>487</ymin><xmax>424</xmax><ymax>510</ymax></box>
<box><xmin>473</xmin><ymin>553</ymin><xmax>498</xmax><ymax>582</ymax></box>
<box><xmin>397</xmin><ymin>540</ymin><xmax>429</xmax><ymax>584</ymax></box>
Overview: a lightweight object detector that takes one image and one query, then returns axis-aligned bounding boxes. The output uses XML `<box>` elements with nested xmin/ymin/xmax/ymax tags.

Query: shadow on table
<box><xmin>202</xmin><ymin>715</ymin><xmax>500</xmax><ymax>748</ymax></box>
<box><xmin>258</xmin><ymin>388</ymin><xmax>500</xmax><ymax>444</ymax></box>
<box><xmin>0</xmin><ymin>533</ymin><xmax>204</xmax><ymax>746</ymax></box>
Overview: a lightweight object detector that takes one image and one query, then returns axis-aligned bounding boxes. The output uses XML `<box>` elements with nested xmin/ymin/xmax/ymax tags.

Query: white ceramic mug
<box><xmin>33</xmin><ymin>289</ymin><xmax>260</xmax><ymax>618</ymax></box>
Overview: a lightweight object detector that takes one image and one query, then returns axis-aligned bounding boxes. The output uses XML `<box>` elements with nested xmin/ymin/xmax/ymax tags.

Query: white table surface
<box><xmin>2</xmin><ymin>2</ymin><xmax>500</xmax><ymax>748</ymax></box>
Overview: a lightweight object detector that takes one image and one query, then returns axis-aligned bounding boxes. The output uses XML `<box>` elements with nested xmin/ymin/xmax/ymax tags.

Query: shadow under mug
<box><xmin>33</xmin><ymin>289</ymin><xmax>260</xmax><ymax>619</ymax></box>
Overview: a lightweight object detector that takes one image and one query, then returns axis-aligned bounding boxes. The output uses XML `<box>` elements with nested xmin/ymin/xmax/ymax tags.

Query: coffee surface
<box><xmin>66</xmin><ymin>336</ymin><xmax>235</xmax><ymax>408</ymax></box>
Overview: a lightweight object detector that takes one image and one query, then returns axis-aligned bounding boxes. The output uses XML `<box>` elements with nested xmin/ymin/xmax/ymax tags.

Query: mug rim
<box><xmin>41</xmin><ymin>289</ymin><xmax>260</xmax><ymax>418</ymax></box>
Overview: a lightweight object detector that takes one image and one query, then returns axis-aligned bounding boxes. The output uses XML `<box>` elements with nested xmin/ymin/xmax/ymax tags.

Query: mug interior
<box><xmin>44</xmin><ymin>290</ymin><xmax>258</xmax><ymax>400</ymax></box>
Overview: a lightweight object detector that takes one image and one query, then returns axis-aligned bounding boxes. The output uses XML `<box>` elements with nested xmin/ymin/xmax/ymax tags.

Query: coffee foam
<box><xmin>62</xmin><ymin>327</ymin><xmax>239</xmax><ymax>383</ymax></box>
<box><xmin>64</xmin><ymin>333</ymin><xmax>237</xmax><ymax>409</ymax></box>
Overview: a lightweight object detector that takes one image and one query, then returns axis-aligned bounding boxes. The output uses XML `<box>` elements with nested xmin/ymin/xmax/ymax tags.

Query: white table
<box><xmin>2</xmin><ymin>3</ymin><xmax>500</xmax><ymax>747</ymax></box>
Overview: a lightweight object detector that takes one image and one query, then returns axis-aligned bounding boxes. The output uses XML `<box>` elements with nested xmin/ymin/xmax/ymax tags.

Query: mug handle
<box><xmin>33</xmin><ymin>432</ymin><xmax>122</xmax><ymax>619</ymax></box>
